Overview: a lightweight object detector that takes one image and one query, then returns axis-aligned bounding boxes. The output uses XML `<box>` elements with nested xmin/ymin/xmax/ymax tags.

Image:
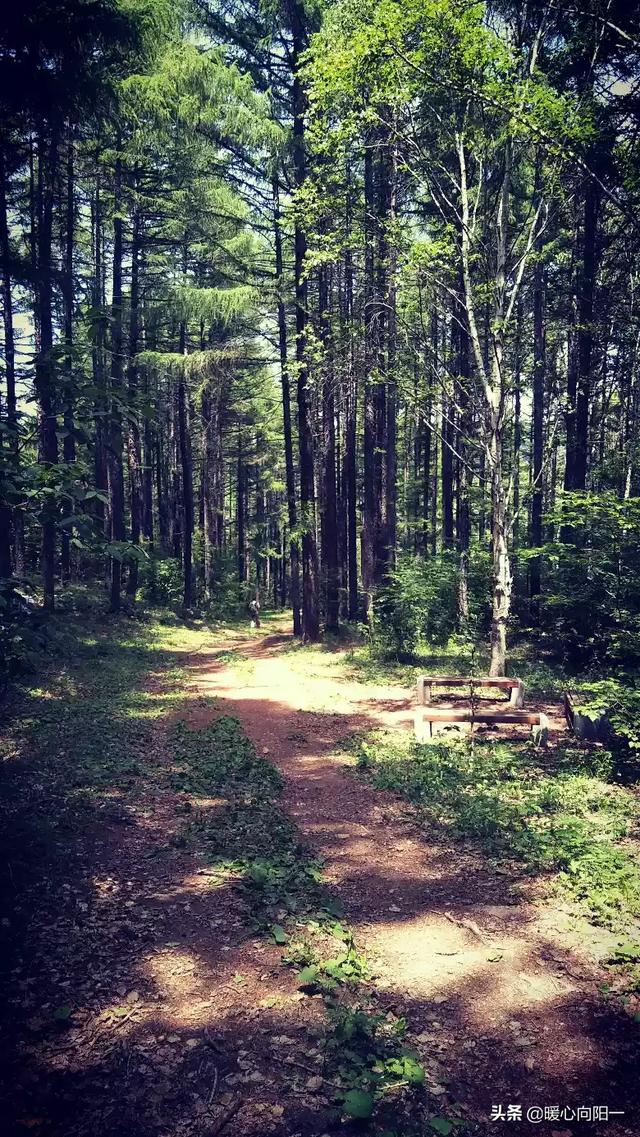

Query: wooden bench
<box><xmin>414</xmin><ymin>706</ymin><xmax>549</xmax><ymax>746</ymax></box>
<box><xmin>416</xmin><ymin>675</ymin><xmax>525</xmax><ymax>708</ymax></box>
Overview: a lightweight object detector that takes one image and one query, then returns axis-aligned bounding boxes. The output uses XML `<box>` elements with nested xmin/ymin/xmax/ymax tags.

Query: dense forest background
<box><xmin>2</xmin><ymin>0</ymin><xmax>640</xmax><ymax>679</ymax></box>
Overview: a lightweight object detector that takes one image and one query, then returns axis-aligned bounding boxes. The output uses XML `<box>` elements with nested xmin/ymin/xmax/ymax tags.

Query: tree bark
<box><xmin>61</xmin><ymin>133</ymin><xmax>76</xmax><ymax>585</ymax></box>
<box><xmin>530</xmin><ymin>168</ymin><xmax>545</xmax><ymax>610</ymax></box>
<box><xmin>108</xmin><ymin>157</ymin><xmax>126</xmax><ymax>613</ymax></box>
<box><xmin>236</xmin><ymin>428</ymin><xmax>246</xmax><ymax>585</ymax></box>
<box><xmin>320</xmin><ymin>265</ymin><xmax>339</xmax><ymax>631</ymax></box>
<box><xmin>565</xmin><ymin>178</ymin><xmax>599</xmax><ymax>493</ymax></box>
<box><xmin>177</xmin><ymin>319</ymin><xmax>193</xmax><ymax>610</ymax></box>
<box><xmin>272</xmin><ymin>174</ymin><xmax>301</xmax><ymax>632</ymax></box>
<box><xmin>126</xmin><ymin>199</ymin><xmax>143</xmax><ymax>597</ymax></box>
<box><xmin>34</xmin><ymin>130</ymin><xmax>59</xmax><ymax>611</ymax></box>
<box><xmin>0</xmin><ymin>145</ymin><xmax>23</xmax><ymax>576</ymax></box>
<box><xmin>289</xmin><ymin>0</ymin><xmax>319</xmax><ymax>640</ymax></box>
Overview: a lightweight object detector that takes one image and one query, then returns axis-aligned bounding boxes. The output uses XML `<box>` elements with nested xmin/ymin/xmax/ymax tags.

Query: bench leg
<box><xmin>510</xmin><ymin>681</ymin><xmax>524</xmax><ymax>709</ymax></box>
<box><xmin>414</xmin><ymin>710</ymin><xmax>432</xmax><ymax>743</ymax></box>
<box><xmin>531</xmin><ymin>713</ymin><xmax>549</xmax><ymax>748</ymax></box>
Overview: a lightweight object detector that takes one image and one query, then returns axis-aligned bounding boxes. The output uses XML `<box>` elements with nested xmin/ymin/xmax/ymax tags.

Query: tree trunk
<box><xmin>273</xmin><ymin>174</ymin><xmax>301</xmax><ymax>632</ymax></box>
<box><xmin>456</xmin><ymin>279</ymin><xmax>471</xmax><ymax>626</ymax></box>
<box><xmin>320</xmin><ymin>266</ymin><xmax>339</xmax><ymax>631</ymax></box>
<box><xmin>384</xmin><ymin>138</ymin><xmax>398</xmax><ymax>571</ymax></box>
<box><xmin>0</xmin><ymin>145</ymin><xmax>23</xmax><ymax>576</ymax></box>
<box><xmin>108</xmin><ymin>157</ymin><xmax>125</xmax><ymax>613</ymax></box>
<box><xmin>289</xmin><ymin>0</ymin><xmax>319</xmax><ymax>640</ymax></box>
<box><xmin>362</xmin><ymin>144</ymin><xmax>378</xmax><ymax>617</ymax></box>
<box><xmin>34</xmin><ymin>131</ymin><xmax>59</xmax><ymax>611</ymax></box>
<box><xmin>178</xmin><ymin>320</ymin><xmax>193</xmax><ymax>610</ymax></box>
<box><xmin>343</xmin><ymin>202</ymin><xmax>359</xmax><ymax>620</ymax></box>
<box><xmin>126</xmin><ymin>200</ymin><xmax>143</xmax><ymax>597</ymax></box>
<box><xmin>565</xmin><ymin>178</ymin><xmax>599</xmax><ymax>493</ymax></box>
<box><xmin>61</xmin><ymin>134</ymin><xmax>76</xmax><ymax>585</ymax></box>
<box><xmin>529</xmin><ymin>176</ymin><xmax>545</xmax><ymax>611</ymax></box>
<box><xmin>236</xmin><ymin>428</ymin><xmax>246</xmax><ymax>585</ymax></box>
<box><xmin>91</xmin><ymin>181</ymin><xmax>108</xmax><ymax>545</ymax></box>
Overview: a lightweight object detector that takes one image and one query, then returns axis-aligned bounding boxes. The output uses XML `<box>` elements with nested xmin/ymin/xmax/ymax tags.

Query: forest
<box><xmin>2</xmin><ymin>2</ymin><xmax>640</xmax><ymax>1136</ymax></box>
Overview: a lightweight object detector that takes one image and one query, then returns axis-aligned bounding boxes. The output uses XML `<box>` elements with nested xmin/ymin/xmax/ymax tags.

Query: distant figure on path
<box><xmin>248</xmin><ymin>597</ymin><xmax>261</xmax><ymax>628</ymax></box>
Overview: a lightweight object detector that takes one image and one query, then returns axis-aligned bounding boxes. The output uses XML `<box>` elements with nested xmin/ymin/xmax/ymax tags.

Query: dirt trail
<box><xmin>187</xmin><ymin>619</ymin><xmax>637</xmax><ymax>1137</ymax></box>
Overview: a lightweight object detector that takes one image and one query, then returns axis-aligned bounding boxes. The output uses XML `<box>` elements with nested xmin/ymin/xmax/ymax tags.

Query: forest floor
<box><xmin>1</xmin><ymin>607</ymin><xmax>639</xmax><ymax>1137</ymax></box>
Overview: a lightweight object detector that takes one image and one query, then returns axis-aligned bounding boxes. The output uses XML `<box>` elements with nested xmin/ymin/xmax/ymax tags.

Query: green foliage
<box><xmin>373</xmin><ymin>553</ymin><xmax>459</xmax><ymax>657</ymax></box>
<box><xmin>351</xmin><ymin>730</ymin><xmax>640</xmax><ymax>928</ymax></box>
<box><xmin>537</xmin><ymin>493</ymin><xmax>640</xmax><ymax>666</ymax></box>
<box><xmin>325</xmin><ymin>1004</ymin><xmax>425</xmax><ymax>1110</ymax></box>
<box><xmin>372</xmin><ymin>549</ymin><xmax>491</xmax><ymax>658</ymax></box>
<box><xmin>138</xmin><ymin>553</ymin><xmax>183</xmax><ymax>607</ymax></box>
<box><xmin>0</xmin><ymin>580</ymin><xmax>46</xmax><ymax>687</ymax></box>
<box><xmin>572</xmin><ymin>679</ymin><xmax>640</xmax><ymax>770</ymax></box>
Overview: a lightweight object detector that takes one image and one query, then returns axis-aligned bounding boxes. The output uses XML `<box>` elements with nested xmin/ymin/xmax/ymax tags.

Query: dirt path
<box><xmin>185</xmin><ymin>619</ymin><xmax>637</xmax><ymax>1137</ymax></box>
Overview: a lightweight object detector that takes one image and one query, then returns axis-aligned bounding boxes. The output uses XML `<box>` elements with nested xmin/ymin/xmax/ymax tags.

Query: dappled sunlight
<box><xmin>145</xmin><ymin>947</ymin><xmax>213</xmax><ymax>1006</ymax></box>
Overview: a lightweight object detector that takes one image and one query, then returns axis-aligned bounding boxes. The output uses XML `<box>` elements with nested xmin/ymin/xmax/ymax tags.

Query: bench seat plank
<box><xmin>417</xmin><ymin>675</ymin><xmax>525</xmax><ymax>709</ymax></box>
<box><xmin>414</xmin><ymin>706</ymin><xmax>548</xmax><ymax>746</ymax></box>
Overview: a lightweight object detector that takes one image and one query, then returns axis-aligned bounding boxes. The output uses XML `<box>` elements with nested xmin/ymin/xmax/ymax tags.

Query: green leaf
<box><xmin>53</xmin><ymin>1005</ymin><xmax>73</xmax><ymax>1022</ymax></box>
<box><xmin>343</xmin><ymin>1089</ymin><xmax>375</xmax><ymax>1119</ymax></box>
<box><xmin>403</xmin><ymin>1056</ymin><xmax>426</xmax><ymax>1085</ymax></box>
<box><xmin>429</xmin><ymin>1120</ymin><xmax>455</xmax><ymax>1136</ymax></box>
<box><xmin>297</xmin><ymin>965</ymin><xmax>319</xmax><ymax>988</ymax></box>
<box><xmin>270</xmin><ymin>924</ymin><xmax>288</xmax><ymax>945</ymax></box>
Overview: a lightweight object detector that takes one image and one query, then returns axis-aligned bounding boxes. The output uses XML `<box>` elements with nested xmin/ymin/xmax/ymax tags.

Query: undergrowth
<box><xmin>346</xmin><ymin>731</ymin><xmax>640</xmax><ymax>931</ymax></box>
<box><xmin>0</xmin><ymin>609</ymin><xmax>202</xmax><ymax>867</ymax></box>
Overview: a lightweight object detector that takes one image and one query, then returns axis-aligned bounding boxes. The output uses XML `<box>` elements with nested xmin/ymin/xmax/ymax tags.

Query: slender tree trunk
<box><xmin>236</xmin><ymin>428</ymin><xmax>246</xmax><ymax>585</ymax></box>
<box><xmin>178</xmin><ymin>317</ymin><xmax>193</xmax><ymax>610</ymax></box>
<box><xmin>0</xmin><ymin>146</ymin><xmax>23</xmax><ymax>575</ymax></box>
<box><xmin>34</xmin><ymin>130</ymin><xmax>59</xmax><ymax>610</ymax></box>
<box><xmin>362</xmin><ymin>145</ymin><xmax>377</xmax><ymax>617</ymax></box>
<box><xmin>384</xmin><ymin>138</ymin><xmax>398</xmax><ymax>571</ymax></box>
<box><xmin>346</xmin><ymin>357</ymin><xmax>358</xmax><ymax>620</ymax></box>
<box><xmin>565</xmin><ymin>179</ymin><xmax>599</xmax><ymax>493</ymax></box>
<box><xmin>156</xmin><ymin>428</ymin><xmax>169</xmax><ymax>553</ymax></box>
<box><xmin>456</xmin><ymin>278</ymin><xmax>471</xmax><ymax>626</ymax></box>
<box><xmin>273</xmin><ymin>175</ymin><xmax>301</xmax><ymax>632</ymax></box>
<box><xmin>289</xmin><ymin>0</ymin><xmax>319</xmax><ymax>640</ymax></box>
<box><xmin>61</xmin><ymin>133</ymin><xmax>76</xmax><ymax>585</ymax></box>
<box><xmin>441</xmin><ymin>395</ymin><xmax>455</xmax><ymax>549</ymax></box>
<box><xmin>108</xmin><ymin>157</ymin><xmax>125</xmax><ymax>613</ymax></box>
<box><xmin>320</xmin><ymin>266</ymin><xmax>339</xmax><ymax>631</ymax></box>
<box><xmin>343</xmin><ymin>169</ymin><xmax>359</xmax><ymax>620</ymax></box>
<box><xmin>458</xmin><ymin>130</ymin><xmax>512</xmax><ymax>674</ymax></box>
<box><xmin>202</xmin><ymin>383</ymin><xmax>215</xmax><ymax>599</ymax></box>
<box><xmin>142</xmin><ymin>410</ymin><xmax>154</xmax><ymax>547</ymax></box>
<box><xmin>421</xmin><ymin>389</ymin><xmax>432</xmax><ymax>555</ymax></box>
<box><xmin>373</xmin><ymin>139</ymin><xmax>388</xmax><ymax>581</ymax></box>
<box><xmin>126</xmin><ymin>200</ymin><xmax>143</xmax><ymax>597</ymax></box>
<box><xmin>530</xmin><ymin>170</ymin><xmax>545</xmax><ymax>610</ymax></box>
<box><xmin>91</xmin><ymin>181</ymin><xmax>108</xmax><ymax>544</ymax></box>
<box><xmin>512</xmin><ymin>299</ymin><xmax>523</xmax><ymax>554</ymax></box>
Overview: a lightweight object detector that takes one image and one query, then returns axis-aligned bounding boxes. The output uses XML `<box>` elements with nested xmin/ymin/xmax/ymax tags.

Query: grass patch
<box><xmin>348</xmin><ymin>731</ymin><xmax>640</xmax><ymax>929</ymax></box>
<box><xmin>0</xmin><ymin>612</ymin><xmax>203</xmax><ymax>861</ymax></box>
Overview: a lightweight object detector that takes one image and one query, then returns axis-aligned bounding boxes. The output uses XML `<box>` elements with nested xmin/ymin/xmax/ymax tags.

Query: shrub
<box><xmin>373</xmin><ymin>552</ymin><xmax>458</xmax><ymax>657</ymax></box>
